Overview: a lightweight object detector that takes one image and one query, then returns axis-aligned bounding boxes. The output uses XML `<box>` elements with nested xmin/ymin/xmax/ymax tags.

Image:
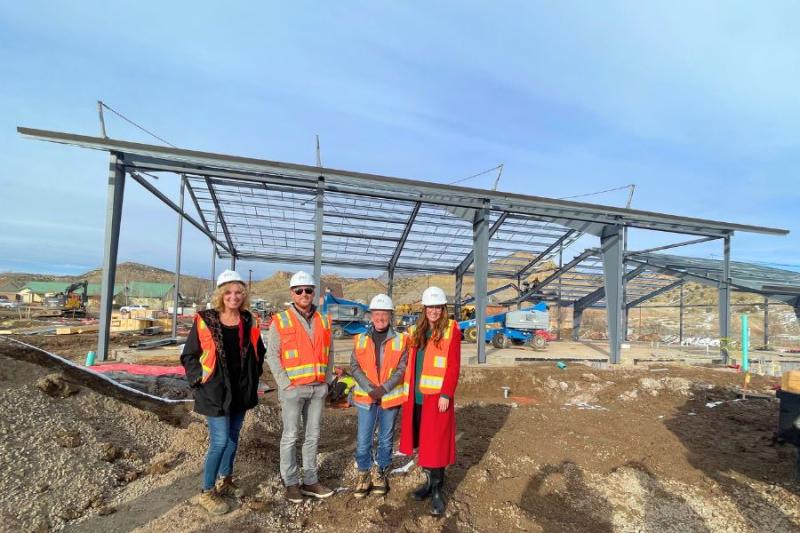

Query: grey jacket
<box><xmin>266</xmin><ymin>306</ymin><xmax>334</xmax><ymax>390</ymax></box>
<box><xmin>350</xmin><ymin>325</ymin><xmax>408</xmax><ymax>393</ymax></box>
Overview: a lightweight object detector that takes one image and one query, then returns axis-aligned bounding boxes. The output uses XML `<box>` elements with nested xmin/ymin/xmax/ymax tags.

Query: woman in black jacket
<box><xmin>181</xmin><ymin>269</ymin><xmax>265</xmax><ymax>515</ymax></box>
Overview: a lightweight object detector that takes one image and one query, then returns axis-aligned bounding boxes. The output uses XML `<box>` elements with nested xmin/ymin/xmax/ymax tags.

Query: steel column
<box><xmin>97</xmin><ymin>153</ymin><xmax>126</xmax><ymax>361</ymax></box>
<box><xmin>387</xmin><ymin>268</ymin><xmax>394</xmax><ymax>299</ymax></box>
<box><xmin>314</xmin><ymin>177</ymin><xmax>324</xmax><ymax>286</ymax></box>
<box><xmin>763</xmin><ymin>296</ymin><xmax>769</xmax><ymax>349</ymax></box>
<box><xmin>719</xmin><ymin>235</ymin><xmax>731</xmax><ymax>363</ymax></box>
<box><xmin>172</xmin><ymin>176</ymin><xmax>185</xmax><ymax>338</ymax></box>
<box><xmin>556</xmin><ymin>245</ymin><xmax>563</xmax><ymax>339</ymax></box>
<box><xmin>473</xmin><ymin>204</ymin><xmax>490</xmax><ymax>364</ymax></box>
<box><xmin>679</xmin><ymin>283</ymin><xmax>685</xmax><ymax>344</ymax></box>
<box><xmin>210</xmin><ymin>211</ymin><xmax>218</xmax><ymax>297</ymax></box>
<box><xmin>454</xmin><ymin>272</ymin><xmax>463</xmax><ymax>321</ymax></box>
<box><xmin>572</xmin><ymin>307</ymin><xmax>583</xmax><ymax>341</ymax></box>
<box><xmin>601</xmin><ymin>226</ymin><xmax>624</xmax><ymax>364</ymax></box>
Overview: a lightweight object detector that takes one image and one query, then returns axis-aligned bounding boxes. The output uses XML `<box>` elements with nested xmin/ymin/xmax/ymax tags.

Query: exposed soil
<box><xmin>1</xmin><ymin>339</ymin><xmax>799</xmax><ymax>532</ymax></box>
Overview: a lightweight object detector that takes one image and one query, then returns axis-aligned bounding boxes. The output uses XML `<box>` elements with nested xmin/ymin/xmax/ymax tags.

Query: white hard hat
<box><xmin>217</xmin><ymin>269</ymin><xmax>244</xmax><ymax>287</ymax></box>
<box><xmin>289</xmin><ymin>270</ymin><xmax>316</xmax><ymax>288</ymax></box>
<box><xmin>369</xmin><ymin>293</ymin><xmax>394</xmax><ymax>311</ymax></box>
<box><xmin>421</xmin><ymin>286</ymin><xmax>447</xmax><ymax>306</ymax></box>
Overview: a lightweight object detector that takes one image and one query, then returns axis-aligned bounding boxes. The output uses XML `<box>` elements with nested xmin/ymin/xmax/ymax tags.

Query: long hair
<box><xmin>211</xmin><ymin>282</ymin><xmax>251</xmax><ymax>313</ymax></box>
<box><xmin>410</xmin><ymin>305</ymin><xmax>449</xmax><ymax>350</ymax></box>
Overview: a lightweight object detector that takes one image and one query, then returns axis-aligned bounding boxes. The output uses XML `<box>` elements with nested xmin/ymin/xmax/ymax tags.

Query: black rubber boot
<box><xmin>430</xmin><ymin>468</ymin><xmax>445</xmax><ymax>516</ymax></box>
<box><xmin>411</xmin><ymin>468</ymin><xmax>432</xmax><ymax>500</ymax></box>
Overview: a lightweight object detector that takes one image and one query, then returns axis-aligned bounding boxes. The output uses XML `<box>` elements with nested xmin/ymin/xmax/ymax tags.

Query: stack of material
<box><xmin>110</xmin><ymin>318</ymin><xmax>153</xmax><ymax>332</ymax></box>
<box><xmin>55</xmin><ymin>324</ymin><xmax>100</xmax><ymax>335</ymax></box>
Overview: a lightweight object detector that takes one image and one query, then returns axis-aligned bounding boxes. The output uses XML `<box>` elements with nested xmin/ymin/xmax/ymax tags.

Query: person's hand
<box><xmin>438</xmin><ymin>396</ymin><xmax>450</xmax><ymax>412</ymax></box>
<box><xmin>368</xmin><ymin>386</ymin><xmax>386</xmax><ymax>400</ymax></box>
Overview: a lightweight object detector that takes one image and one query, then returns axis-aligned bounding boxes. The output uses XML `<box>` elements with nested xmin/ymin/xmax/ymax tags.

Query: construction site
<box><xmin>1</xmin><ymin>126</ymin><xmax>800</xmax><ymax>533</ymax></box>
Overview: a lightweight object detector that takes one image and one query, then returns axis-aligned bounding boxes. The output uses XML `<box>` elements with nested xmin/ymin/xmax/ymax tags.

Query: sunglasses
<box><xmin>292</xmin><ymin>288</ymin><xmax>314</xmax><ymax>295</ymax></box>
<box><xmin>427</xmin><ymin>305</ymin><xmax>445</xmax><ymax>310</ymax></box>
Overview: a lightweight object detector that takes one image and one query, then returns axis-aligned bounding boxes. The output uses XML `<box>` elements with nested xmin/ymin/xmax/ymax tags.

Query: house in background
<box><xmin>0</xmin><ymin>280</ymin><xmax>24</xmax><ymax>302</ymax></box>
<box><xmin>19</xmin><ymin>281</ymin><xmax>177</xmax><ymax>310</ymax></box>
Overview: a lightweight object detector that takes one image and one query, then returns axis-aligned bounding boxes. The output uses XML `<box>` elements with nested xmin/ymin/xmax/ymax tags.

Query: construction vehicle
<box><xmin>458</xmin><ymin>302</ymin><xmax>554</xmax><ymax>350</ymax></box>
<box><xmin>43</xmin><ymin>281</ymin><xmax>89</xmax><ymax>317</ymax></box>
<box><xmin>321</xmin><ymin>293</ymin><xmax>369</xmax><ymax>339</ymax></box>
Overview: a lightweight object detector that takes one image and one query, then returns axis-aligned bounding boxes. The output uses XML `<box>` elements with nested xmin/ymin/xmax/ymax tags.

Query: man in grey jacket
<box><xmin>266</xmin><ymin>270</ymin><xmax>334</xmax><ymax>503</ymax></box>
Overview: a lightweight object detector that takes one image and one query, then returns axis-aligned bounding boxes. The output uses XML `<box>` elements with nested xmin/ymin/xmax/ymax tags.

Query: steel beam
<box><xmin>625</xmin><ymin>279</ymin><xmax>683</xmax><ymax>309</ymax></box>
<box><xmin>626</xmin><ymin>236</ymin><xmax>720</xmax><ymax>255</ymax></box>
<box><xmin>601</xmin><ymin>226</ymin><xmax>624</xmax><ymax>364</ymax></box>
<box><xmin>172</xmin><ymin>176</ymin><xmax>185</xmax><ymax>338</ymax></box>
<box><xmin>19</xmin><ymin>127</ymin><xmax>789</xmax><ymax>237</ymax></box>
<box><xmin>517</xmin><ymin>230</ymin><xmax>577</xmax><ymax>279</ymax></box>
<box><xmin>97</xmin><ymin>153</ymin><xmax>126</xmax><ymax>362</ymax></box>
<box><xmin>205</xmin><ymin>177</ymin><xmax>236</xmax><ymax>259</ymax></box>
<box><xmin>473</xmin><ymin>204</ymin><xmax>490</xmax><ymax>364</ymax></box>
<box><xmin>129</xmin><ymin>172</ymin><xmax>232</xmax><ymax>254</ymax></box>
<box><xmin>388</xmin><ymin>202</ymin><xmax>421</xmax><ymax>272</ymax></box>
<box><xmin>514</xmin><ymin>248</ymin><xmax>597</xmax><ymax>304</ymax></box>
<box><xmin>455</xmin><ymin>212</ymin><xmax>508</xmax><ymax>277</ymax></box>
<box><xmin>573</xmin><ymin>265</ymin><xmax>647</xmax><ymax>314</ymax></box>
<box><xmin>314</xmin><ymin>177</ymin><xmax>325</xmax><ymax>285</ymax></box>
<box><xmin>719</xmin><ymin>235</ymin><xmax>731</xmax><ymax>363</ymax></box>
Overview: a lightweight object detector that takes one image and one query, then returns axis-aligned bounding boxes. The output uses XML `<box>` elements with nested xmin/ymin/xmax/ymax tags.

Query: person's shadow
<box><xmin>663</xmin><ymin>388</ymin><xmax>800</xmax><ymax>531</ymax></box>
<box><xmin>376</xmin><ymin>403</ymin><xmax>512</xmax><ymax>530</ymax></box>
<box><xmin>519</xmin><ymin>460</ymin><xmax>613</xmax><ymax>533</ymax></box>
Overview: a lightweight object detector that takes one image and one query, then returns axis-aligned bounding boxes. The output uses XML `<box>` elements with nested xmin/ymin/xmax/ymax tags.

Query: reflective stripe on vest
<box><xmin>352</xmin><ymin>331</ymin><xmax>408</xmax><ymax>409</ymax></box>
<box><xmin>195</xmin><ymin>313</ymin><xmax>261</xmax><ymax>383</ymax></box>
<box><xmin>273</xmin><ymin>309</ymin><xmax>332</xmax><ymax>386</ymax></box>
<box><xmin>416</xmin><ymin>319</ymin><xmax>457</xmax><ymax>395</ymax></box>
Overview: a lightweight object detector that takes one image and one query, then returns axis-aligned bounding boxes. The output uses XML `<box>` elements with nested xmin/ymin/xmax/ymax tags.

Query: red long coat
<box><xmin>399</xmin><ymin>325</ymin><xmax>461</xmax><ymax>468</ymax></box>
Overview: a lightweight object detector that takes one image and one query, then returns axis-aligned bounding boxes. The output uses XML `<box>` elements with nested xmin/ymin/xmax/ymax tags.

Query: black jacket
<box><xmin>180</xmin><ymin>309</ymin><xmax>266</xmax><ymax>416</ymax></box>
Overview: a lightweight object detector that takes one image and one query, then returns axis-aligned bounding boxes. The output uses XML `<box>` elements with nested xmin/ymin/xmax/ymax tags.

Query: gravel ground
<box><xmin>2</xmin><ymin>345</ymin><xmax>800</xmax><ymax>532</ymax></box>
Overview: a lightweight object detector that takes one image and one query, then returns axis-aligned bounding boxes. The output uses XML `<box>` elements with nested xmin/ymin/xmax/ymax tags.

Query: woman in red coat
<box><xmin>399</xmin><ymin>286</ymin><xmax>461</xmax><ymax>516</ymax></box>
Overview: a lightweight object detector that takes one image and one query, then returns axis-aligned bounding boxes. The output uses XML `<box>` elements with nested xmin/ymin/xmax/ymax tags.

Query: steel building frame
<box><xmin>18</xmin><ymin>127</ymin><xmax>792</xmax><ymax>364</ymax></box>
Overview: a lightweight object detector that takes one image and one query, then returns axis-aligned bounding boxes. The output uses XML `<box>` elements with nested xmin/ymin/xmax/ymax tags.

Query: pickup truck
<box><xmin>119</xmin><ymin>304</ymin><xmax>149</xmax><ymax>314</ymax></box>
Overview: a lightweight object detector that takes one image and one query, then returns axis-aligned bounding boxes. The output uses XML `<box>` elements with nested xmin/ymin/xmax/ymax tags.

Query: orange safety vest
<box><xmin>273</xmin><ymin>308</ymin><xmax>332</xmax><ymax>386</ymax></box>
<box><xmin>195</xmin><ymin>313</ymin><xmax>262</xmax><ymax>384</ymax></box>
<box><xmin>352</xmin><ymin>332</ymin><xmax>408</xmax><ymax>409</ymax></box>
<box><xmin>406</xmin><ymin>319</ymin><xmax>457</xmax><ymax>395</ymax></box>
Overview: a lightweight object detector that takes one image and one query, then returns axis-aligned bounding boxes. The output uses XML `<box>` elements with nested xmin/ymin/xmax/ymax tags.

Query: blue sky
<box><xmin>1</xmin><ymin>1</ymin><xmax>799</xmax><ymax>280</ymax></box>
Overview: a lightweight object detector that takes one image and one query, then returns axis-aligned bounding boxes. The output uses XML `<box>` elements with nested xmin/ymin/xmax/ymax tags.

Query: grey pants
<box><xmin>279</xmin><ymin>383</ymin><xmax>327</xmax><ymax>486</ymax></box>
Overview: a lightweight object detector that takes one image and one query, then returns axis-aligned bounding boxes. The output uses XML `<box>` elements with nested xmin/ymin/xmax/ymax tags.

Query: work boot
<box><xmin>197</xmin><ymin>489</ymin><xmax>230</xmax><ymax>515</ymax></box>
<box><xmin>215</xmin><ymin>475</ymin><xmax>245</xmax><ymax>497</ymax></box>
<box><xmin>353</xmin><ymin>470</ymin><xmax>372</xmax><ymax>499</ymax></box>
<box><xmin>285</xmin><ymin>484</ymin><xmax>303</xmax><ymax>503</ymax></box>
<box><xmin>300</xmin><ymin>481</ymin><xmax>334</xmax><ymax>499</ymax></box>
<box><xmin>411</xmin><ymin>468</ymin><xmax>432</xmax><ymax>501</ymax></box>
<box><xmin>371</xmin><ymin>466</ymin><xmax>390</xmax><ymax>496</ymax></box>
<box><xmin>430</xmin><ymin>468</ymin><xmax>445</xmax><ymax>516</ymax></box>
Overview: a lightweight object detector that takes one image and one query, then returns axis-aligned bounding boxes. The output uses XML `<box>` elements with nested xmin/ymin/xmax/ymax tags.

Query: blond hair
<box><xmin>211</xmin><ymin>281</ymin><xmax>250</xmax><ymax>313</ymax></box>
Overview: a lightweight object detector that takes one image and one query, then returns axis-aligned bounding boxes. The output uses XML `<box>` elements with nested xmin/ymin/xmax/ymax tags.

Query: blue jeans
<box><xmin>203</xmin><ymin>411</ymin><xmax>246</xmax><ymax>490</ymax></box>
<box><xmin>355</xmin><ymin>403</ymin><xmax>399</xmax><ymax>471</ymax></box>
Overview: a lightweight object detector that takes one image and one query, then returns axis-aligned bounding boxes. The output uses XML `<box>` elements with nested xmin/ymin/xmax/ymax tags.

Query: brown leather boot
<box><xmin>215</xmin><ymin>476</ymin><xmax>244</xmax><ymax>497</ymax></box>
<box><xmin>371</xmin><ymin>466</ymin><xmax>390</xmax><ymax>496</ymax></box>
<box><xmin>197</xmin><ymin>490</ymin><xmax>229</xmax><ymax>515</ymax></box>
<box><xmin>353</xmin><ymin>470</ymin><xmax>372</xmax><ymax>499</ymax></box>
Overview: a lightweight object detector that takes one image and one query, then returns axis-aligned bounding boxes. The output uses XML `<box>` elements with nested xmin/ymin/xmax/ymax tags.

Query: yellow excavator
<box><xmin>44</xmin><ymin>281</ymin><xmax>89</xmax><ymax>317</ymax></box>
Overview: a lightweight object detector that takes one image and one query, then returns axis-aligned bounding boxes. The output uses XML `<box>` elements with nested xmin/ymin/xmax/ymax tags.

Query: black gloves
<box><xmin>368</xmin><ymin>386</ymin><xmax>387</xmax><ymax>400</ymax></box>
